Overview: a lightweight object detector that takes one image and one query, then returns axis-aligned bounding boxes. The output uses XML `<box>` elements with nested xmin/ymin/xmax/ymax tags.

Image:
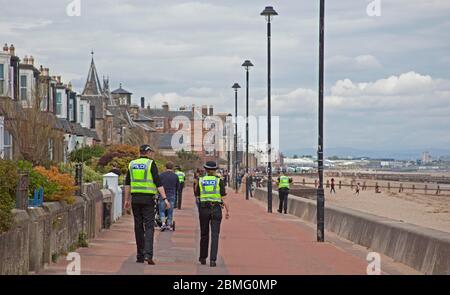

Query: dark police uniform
<box><xmin>194</xmin><ymin>174</ymin><xmax>226</xmax><ymax>266</ymax></box>
<box><xmin>125</xmin><ymin>156</ymin><xmax>162</xmax><ymax>262</ymax></box>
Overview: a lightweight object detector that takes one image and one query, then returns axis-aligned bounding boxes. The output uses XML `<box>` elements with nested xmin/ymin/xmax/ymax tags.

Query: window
<box><xmin>69</xmin><ymin>99</ymin><xmax>74</xmax><ymax>121</ymax></box>
<box><xmin>0</xmin><ymin>64</ymin><xmax>4</xmax><ymax>95</ymax></box>
<box><xmin>20</xmin><ymin>75</ymin><xmax>27</xmax><ymax>100</ymax></box>
<box><xmin>155</xmin><ymin>119</ymin><xmax>164</xmax><ymax>129</ymax></box>
<box><xmin>80</xmin><ymin>104</ymin><xmax>84</xmax><ymax>123</ymax></box>
<box><xmin>0</xmin><ymin>117</ymin><xmax>4</xmax><ymax>159</ymax></box>
<box><xmin>3</xmin><ymin>130</ymin><xmax>13</xmax><ymax>160</ymax></box>
<box><xmin>48</xmin><ymin>138</ymin><xmax>53</xmax><ymax>161</ymax></box>
<box><xmin>108</xmin><ymin>122</ymin><xmax>113</xmax><ymax>141</ymax></box>
<box><xmin>56</xmin><ymin>92</ymin><xmax>62</xmax><ymax>115</ymax></box>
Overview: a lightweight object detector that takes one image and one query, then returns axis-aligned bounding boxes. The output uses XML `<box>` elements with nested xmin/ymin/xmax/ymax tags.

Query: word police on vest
<box><xmin>202</xmin><ymin>179</ymin><xmax>217</xmax><ymax>186</ymax></box>
<box><xmin>132</xmin><ymin>163</ymin><xmax>147</xmax><ymax>169</ymax></box>
<box><xmin>173</xmin><ymin>279</ymin><xmax>278</xmax><ymax>292</ymax></box>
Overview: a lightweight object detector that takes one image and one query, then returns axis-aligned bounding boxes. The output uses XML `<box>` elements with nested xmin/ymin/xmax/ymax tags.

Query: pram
<box><xmin>154</xmin><ymin>195</ymin><xmax>176</xmax><ymax>231</ymax></box>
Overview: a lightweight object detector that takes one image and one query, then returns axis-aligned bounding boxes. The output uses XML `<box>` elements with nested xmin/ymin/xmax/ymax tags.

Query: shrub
<box><xmin>59</xmin><ymin>163</ymin><xmax>103</xmax><ymax>184</ymax></box>
<box><xmin>98</xmin><ymin>144</ymin><xmax>140</xmax><ymax>174</ymax></box>
<box><xmin>0</xmin><ymin>160</ymin><xmax>18</xmax><ymax>233</ymax></box>
<box><xmin>69</xmin><ymin>145</ymin><xmax>105</xmax><ymax>164</ymax></box>
<box><xmin>34</xmin><ymin>166</ymin><xmax>77</xmax><ymax>204</ymax></box>
<box><xmin>18</xmin><ymin>160</ymin><xmax>58</xmax><ymax>198</ymax></box>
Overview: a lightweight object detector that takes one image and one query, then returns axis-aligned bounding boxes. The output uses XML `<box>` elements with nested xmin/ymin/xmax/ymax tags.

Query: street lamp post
<box><xmin>261</xmin><ymin>6</ymin><xmax>278</xmax><ymax>213</ymax></box>
<box><xmin>242</xmin><ymin>60</ymin><xmax>254</xmax><ymax>200</ymax></box>
<box><xmin>232</xmin><ymin>83</ymin><xmax>241</xmax><ymax>193</ymax></box>
<box><xmin>226</xmin><ymin>113</ymin><xmax>232</xmax><ymax>186</ymax></box>
<box><xmin>317</xmin><ymin>0</ymin><xmax>325</xmax><ymax>242</ymax></box>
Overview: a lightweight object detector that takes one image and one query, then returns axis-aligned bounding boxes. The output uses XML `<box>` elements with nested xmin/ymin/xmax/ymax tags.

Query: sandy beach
<box><xmin>292</xmin><ymin>175</ymin><xmax>450</xmax><ymax>233</ymax></box>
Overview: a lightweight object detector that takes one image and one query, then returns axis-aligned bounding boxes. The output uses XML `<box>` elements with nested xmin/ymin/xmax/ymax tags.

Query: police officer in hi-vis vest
<box><xmin>276</xmin><ymin>172</ymin><xmax>293</xmax><ymax>214</ymax></box>
<box><xmin>194</xmin><ymin>161</ymin><xmax>229</xmax><ymax>267</ymax></box>
<box><xmin>174</xmin><ymin>165</ymin><xmax>185</xmax><ymax>209</ymax></box>
<box><xmin>124</xmin><ymin>144</ymin><xmax>170</xmax><ymax>265</ymax></box>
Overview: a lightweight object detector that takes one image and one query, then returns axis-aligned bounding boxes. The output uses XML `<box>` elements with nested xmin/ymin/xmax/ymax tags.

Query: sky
<box><xmin>1</xmin><ymin>0</ymin><xmax>450</xmax><ymax>157</ymax></box>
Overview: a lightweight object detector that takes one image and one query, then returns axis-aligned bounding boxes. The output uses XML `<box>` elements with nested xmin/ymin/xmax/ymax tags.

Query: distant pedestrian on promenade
<box><xmin>195</xmin><ymin>161</ymin><xmax>230</xmax><ymax>267</ymax></box>
<box><xmin>124</xmin><ymin>144</ymin><xmax>170</xmax><ymax>265</ymax></box>
<box><xmin>247</xmin><ymin>172</ymin><xmax>254</xmax><ymax>198</ymax></box>
<box><xmin>330</xmin><ymin>178</ymin><xmax>336</xmax><ymax>194</ymax></box>
<box><xmin>276</xmin><ymin>172</ymin><xmax>293</xmax><ymax>214</ymax></box>
<box><xmin>355</xmin><ymin>182</ymin><xmax>360</xmax><ymax>196</ymax></box>
<box><xmin>174</xmin><ymin>165</ymin><xmax>185</xmax><ymax>209</ymax></box>
<box><xmin>158</xmin><ymin>162</ymin><xmax>179</xmax><ymax>231</ymax></box>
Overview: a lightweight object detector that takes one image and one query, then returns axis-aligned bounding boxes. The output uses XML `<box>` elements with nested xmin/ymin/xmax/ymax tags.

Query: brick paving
<box><xmin>41</xmin><ymin>188</ymin><xmax>417</xmax><ymax>275</ymax></box>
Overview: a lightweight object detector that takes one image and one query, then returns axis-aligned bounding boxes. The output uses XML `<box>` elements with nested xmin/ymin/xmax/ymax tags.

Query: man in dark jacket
<box><xmin>158</xmin><ymin>162</ymin><xmax>179</xmax><ymax>231</ymax></box>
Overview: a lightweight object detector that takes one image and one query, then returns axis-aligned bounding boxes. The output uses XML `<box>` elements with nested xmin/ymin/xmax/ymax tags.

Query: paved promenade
<box><xmin>42</xmin><ymin>189</ymin><xmax>418</xmax><ymax>275</ymax></box>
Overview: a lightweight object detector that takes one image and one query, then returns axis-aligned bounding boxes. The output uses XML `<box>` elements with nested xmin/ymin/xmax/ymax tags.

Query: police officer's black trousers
<box><xmin>132</xmin><ymin>201</ymin><xmax>155</xmax><ymax>260</ymax></box>
<box><xmin>278</xmin><ymin>188</ymin><xmax>289</xmax><ymax>213</ymax></box>
<box><xmin>177</xmin><ymin>182</ymin><xmax>184</xmax><ymax>209</ymax></box>
<box><xmin>199</xmin><ymin>203</ymin><xmax>222</xmax><ymax>261</ymax></box>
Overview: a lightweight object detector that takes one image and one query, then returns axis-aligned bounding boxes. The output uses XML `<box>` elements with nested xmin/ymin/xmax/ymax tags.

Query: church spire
<box><xmin>82</xmin><ymin>50</ymin><xmax>103</xmax><ymax>96</ymax></box>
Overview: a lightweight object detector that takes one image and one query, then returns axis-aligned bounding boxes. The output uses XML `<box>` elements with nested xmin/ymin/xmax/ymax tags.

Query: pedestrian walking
<box><xmin>124</xmin><ymin>144</ymin><xmax>170</xmax><ymax>265</ymax></box>
<box><xmin>194</xmin><ymin>161</ymin><xmax>230</xmax><ymax>267</ymax></box>
<box><xmin>330</xmin><ymin>178</ymin><xmax>336</xmax><ymax>194</ymax></box>
<box><xmin>276</xmin><ymin>172</ymin><xmax>293</xmax><ymax>214</ymax></box>
<box><xmin>355</xmin><ymin>182</ymin><xmax>360</xmax><ymax>196</ymax></box>
<box><xmin>247</xmin><ymin>172</ymin><xmax>254</xmax><ymax>198</ymax></box>
<box><xmin>158</xmin><ymin>162</ymin><xmax>179</xmax><ymax>231</ymax></box>
<box><xmin>174</xmin><ymin>165</ymin><xmax>185</xmax><ymax>209</ymax></box>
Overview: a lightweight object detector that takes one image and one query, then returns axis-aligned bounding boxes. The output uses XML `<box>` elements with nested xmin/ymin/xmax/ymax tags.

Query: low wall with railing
<box><xmin>254</xmin><ymin>188</ymin><xmax>450</xmax><ymax>274</ymax></box>
<box><xmin>0</xmin><ymin>182</ymin><xmax>113</xmax><ymax>274</ymax></box>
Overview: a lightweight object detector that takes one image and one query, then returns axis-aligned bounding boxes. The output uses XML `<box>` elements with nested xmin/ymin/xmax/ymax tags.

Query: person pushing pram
<box><xmin>155</xmin><ymin>162</ymin><xmax>180</xmax><ymax>231</ymax></box>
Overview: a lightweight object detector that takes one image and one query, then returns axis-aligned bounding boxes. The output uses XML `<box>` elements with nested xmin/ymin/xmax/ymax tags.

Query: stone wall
<box><xmin>0</xmin><ymin>182</ymin><xmax>111</xmax><ymax>274</ymax></box>
<box><xmin>254</xmin><ymin>188</ymin><xmax>450</xmax><ymax>275</ymax></box>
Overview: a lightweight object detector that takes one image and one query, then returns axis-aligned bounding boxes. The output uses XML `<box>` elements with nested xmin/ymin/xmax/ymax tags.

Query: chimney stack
<box><xmin>162</xmin><ymin>102</ymin><xmax>169</xmax><ymax>112</ymax></box>
<box><xmin>3</xmin><ymin>43</ymin><xmax>8</xmax><ymax>52</ymax></box>
<box><xmin>23</xmin><ymin>55</ymin><xmax>29</xmax><ymax>64</ymax></box>
<box><xmin>9</xmin><ymin>44</ymin><xmax>15</xmax><ymax>56</ymax></box>
<box><xmin>141</xmin><ymin>97</ymin><xmax>145</xmax><ymax>108</ymax></box>
<box><xmin>29</xmin><ymin>55</ymin><xmax>34</xmax><ymax>66</ymax></box>
<box><xmin>68</xmin><ymin>82</ymin><xmax>73</xmax><ymax>90</ymax></box>
<box><xmin>202</xmin><ymin>105</ymin><xmax>208</xmax><ymax>116</ymax></box>
<box><xmin>57</xmin><ymin>76</ymin><xmax>61</xmax><ymax>83</ymax></box>
<box><xmin>209</xmin><ymin>106</ymin><xmax>213</xmax><ymax>116</ymax></box>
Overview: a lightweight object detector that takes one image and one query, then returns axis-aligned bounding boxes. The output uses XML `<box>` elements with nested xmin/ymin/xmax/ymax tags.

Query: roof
<box><xmin>111</xmin><ymin>84</ymin><xmax>132</xmax><ymax>95</ymax></box>
<box><xmin>82</xmin><ymin>56</ymin><xmax>103</xmax><ymax>96</ymax></box>
<box><xmin>140</xmin><ymin>108</ymin><xmax>193</xmax><ymax>120</ymax></box>
<box><xmin>68</xmin><ymin>122</ymin><xmax>99</xmax><ymax>140</ymax></box>
<box><xmin>58</xmin><ymin>118</ymin><xmax>73</xmax><ymax>133</ymax></box>
<box><xmin>151</xmin><ymin>133</ymin><xmax>174</xmax><ymax>149</ymax></box>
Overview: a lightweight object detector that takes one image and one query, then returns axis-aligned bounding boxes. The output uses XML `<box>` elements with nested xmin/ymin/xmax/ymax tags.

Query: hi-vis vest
<box><xmin>278</xmin><ymin>175</ymin><xmax>290</xmax><ymax>189</ymax></box>
<box><xmin>199</xmin><ymin>176</ymin><xmax>221</xmax><ymax>202</ymax></box>
<box><xmin>175</xmin><ymin>171</ymin><xmax>185</xmax><ymax>183</ymax></box>
<box><xmin>128</xmin><ymin>158</ymin><xmax>157</xmax><ymax>194</ymax></box>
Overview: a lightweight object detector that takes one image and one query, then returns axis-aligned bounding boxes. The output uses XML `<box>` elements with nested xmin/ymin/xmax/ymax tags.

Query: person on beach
<box><xmin>355</xmin><ymin>182</ymin><xmax>360</xmax><ymax>196</ymax></box>
<box><xmin>330</xmin><ymin>178</ymin><xmax>336</xmax><ymax>194</ymax></box>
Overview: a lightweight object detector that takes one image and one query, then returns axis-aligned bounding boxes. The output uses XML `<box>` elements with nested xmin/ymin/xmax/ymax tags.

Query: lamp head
<box><xmin>232</xmin><ymin>83</ymin><xmax>241</xmax><ymax>90</ymax></box>
<box><xmin>242</xmin><ymin>60</ymin><xmax>254</xmax><ymax>68</ymax></box>
<box><xmin>260</xmin><ymin>6</ymin><xmax>278</xmax><ymax>21</ymax></box>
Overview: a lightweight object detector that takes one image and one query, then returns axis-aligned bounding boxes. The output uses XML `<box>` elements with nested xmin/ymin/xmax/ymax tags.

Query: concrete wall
<box><xmin>0</xmin><ymin>182</ymin><xmax>110</xmax><ymax>274</ymax></box>
<box><xmin>254</xmin><ymin>188</ymin><xmax>450</xmax><ymax>275</ymax></box>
